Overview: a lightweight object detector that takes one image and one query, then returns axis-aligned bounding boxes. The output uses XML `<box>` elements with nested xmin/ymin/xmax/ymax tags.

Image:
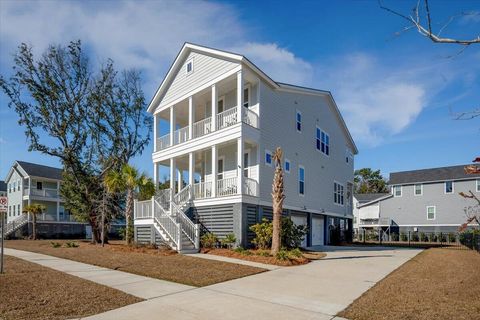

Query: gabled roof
<box><xmin>389</xmin><ymin>164</ymin><xmax>480</xmax><ymax>185</ymax></box>
<box><xmin>0</xmin><ymin>180</ymin><xmax>6</xmax><ymax>192</ymax></box>
<box><xmin>5</xmin><ymin>161</ymin><xmax>63</xmax><ymax>181</ymax></box>
<box><xmin>354</xmin><ymin>193</ymin><xmax>389</xmax><ymax>203</ymax></box>
<box><xmin>147</xmin><ymin>42</ymin><xmax>358</xmax><ymax>154</ymax></box>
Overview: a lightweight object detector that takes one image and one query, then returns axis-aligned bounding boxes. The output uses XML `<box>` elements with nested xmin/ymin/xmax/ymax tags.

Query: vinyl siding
<box><xmin>158</xmin><ymin>51</ymin><xmax>239</xmax><ymax>109</ymax></box>
<box><xmin>258</xmin><ymin>81</ymin><xmax>354</xmax><ymax>217</ymax></box>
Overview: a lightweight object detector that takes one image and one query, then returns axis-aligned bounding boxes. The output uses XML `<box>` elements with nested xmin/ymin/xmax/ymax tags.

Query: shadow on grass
<box><xmin>321</xmin><ymin>254</ymin><xmax>393</xmax><ymax>260</ymax></box>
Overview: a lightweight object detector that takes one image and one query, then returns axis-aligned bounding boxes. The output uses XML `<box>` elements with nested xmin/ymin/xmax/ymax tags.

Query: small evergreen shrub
<box><xmin>438</xmin><ymin>233</ymin><xmax>446</xmax><ymax>242</ymax></box>
<box><xmin>428</xmin><ymin>233</ymin><xmax>437</xmax><ymax>243</ymax></box>
<box><xmin>256</xmin><ymin>250</ymin><xmax>271</xmax><ymax>257</ymax></box>
<box><xmin>233</xmin><ymin>246</ymin><xmax>245</xmax><ymax>253</ymax></box>
<box><xmin>221</xmin><ymin>233</ymin><xmax>236</xmax><ymax>249</ymax></box>
<box><xmin>201</xmin><ymin>232</ymin><xmax>218</xmax><ymax>248</ymax></box>
<box><xmin>65</xmin><ymin>241</ymin><xmax>79</xmax><ymax>248</ymax></box>
<box><xmin>419</xmin><ymin>232</ymin><xmax>428</xmax><ymax>242</ymax></box>
<box><xmin>448</xmin><ymin>233</ymin><xmax>456</xmax><ymax>243</ymax></box>
<box><xmin>50</xmin><ymin>241</ymin><xmax>62</xmax><ymax>248</ymax></box>
<box><xmin>281</xmin><ymin>217</ymin><xmax>308</xmax><ymax>249</ymax></box>
<box><xmin>250</xmin><ymin>218</ymin><xmax>273</xmax><ymax>250</ymax></box>
<box><xmin>275</xmin><ymin>249</ymin><xmax>289</xmax><ymax>261</ymax></box>
<box><xmin>411</xmin><ymin>232</ymin><xmax>419</xmax><ymax>242</ymax></box>
<box><xmin>390</xmin><ymin>233</ymin><xmax>399</xmax><ymax>241</ymax></box>
<box><xmin>400</xmin><ymin>232</ymin><xmax>407</xmax><ymax>242</ymax></box>
<box><xmin>288</xmin><ymin>248</ymin><xmax>303</xmax><ymax>258</ymax></box>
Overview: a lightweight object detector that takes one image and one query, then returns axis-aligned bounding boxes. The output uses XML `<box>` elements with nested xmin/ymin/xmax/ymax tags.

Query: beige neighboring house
<box><xmin>4</xmin><ymin>160</ymin><xmax>84</xmax><ymax>238</ymax></box>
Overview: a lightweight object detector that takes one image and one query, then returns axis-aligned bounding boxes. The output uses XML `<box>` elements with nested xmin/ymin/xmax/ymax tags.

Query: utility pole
<box><xmin>1</xmin><ymin>212</ymin><xmax>4</xmax><ymax>274</ymax></box>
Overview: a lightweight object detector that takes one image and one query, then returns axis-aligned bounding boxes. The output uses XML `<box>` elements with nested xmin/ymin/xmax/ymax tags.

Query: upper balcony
<box><xmin>23</xmin><ymin>179</ymin><xmax>62</xmax><ymax>201</ymax></box>
<box><xmin>153</xmin><ymin>70</ymin><xmax>260</xmax><ymax>154</ymax></box>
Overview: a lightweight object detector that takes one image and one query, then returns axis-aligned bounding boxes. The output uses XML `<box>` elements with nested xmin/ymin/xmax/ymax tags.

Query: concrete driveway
<box><xmin>84</xmin><ymin>246</ymin><xmax>422</xmax><ymax>320</ymax></box>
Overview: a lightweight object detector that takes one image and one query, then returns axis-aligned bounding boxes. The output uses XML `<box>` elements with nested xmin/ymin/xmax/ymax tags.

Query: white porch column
<box><xmin>170</xmin><ymin>158</ymin><xmax>176</xmax><ymax>207</ymax></box>
<box><xmin>177</xmin><ymin>169</ymin><xmax>182</xmax><ymax>192</ymax></box>
<box><xmin>211</xmin><ymin>145</ymin><xmax>217</xmax><ymax>198</ymax></box>
<box><xmin>188</xmin><ymin>152</ymin><xmax>194</xmax><ymax>186</ymax></box>
<box><xmin>153</xmin><ymin>113</ymin><xmax>157</xmax><ymax>152</ymax></box>
<box><xmin>169</xmin><ymin>106</ymin><xmax>175</xmax><ymax>146</ymax></box>
<box><xmin>28</xmin><ymin>178</ymin><xmax>31</xmax><ymax>204</ymax></box>
<box><xmin>153</xmin><ymin>162</ymin><xmax>158</xmax><ymax>188</ymax></box>
<box><xmin>188</xmin><ymin>96</ymin><xmax>194</xmax><ymax>139</ymax></box>
<box><xmin>237</xmin><ymin>137</ymin><xmax>244</xmax><ymax>195</ymax></box>
<box><xmin>56</xmin><ymin>181</ymin><xmax>60</xmax><ymax>221</ymax></box>
<box><xmin>237</xmin><ymin>70</ymin><xmax>244</xmax><ymax>123</ymax></box>
<box><xmin>211</xmin><ymin>84</ymin><xmax>217</xmax><ymax>131</ymax></box>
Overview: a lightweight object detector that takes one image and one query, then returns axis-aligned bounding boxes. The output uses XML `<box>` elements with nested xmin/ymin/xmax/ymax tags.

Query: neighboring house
<box><xmin>4</xmin><ymin>161</ymin><xmax>84</xmax><ymax>238</ymax></box>
<box><xmin>353</xmin><ymin>193</ymin><xmax>388</xmax><ymax>233</ymax></box>
<box><xmin>357</xmin><ymin>165</ymin><xmax>480</xmax><ymax>233</ymax></box>
<box><xmin>0</xmin><ymin>180</ymin><xmax>6</xmax><ymax>197</ymax></box>
<box><xmin>134</xmin><ymin>43</ymin><xmax>357</xmax><ymax>252</ymax></box>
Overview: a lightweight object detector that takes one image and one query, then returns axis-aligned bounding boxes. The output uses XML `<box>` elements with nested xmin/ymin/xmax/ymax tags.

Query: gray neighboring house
<box><xmin>353</xmin><ymin>193</ymin><xmax>388</xmax><ymax>233</ymax></box>
<box><xmin>357</xmin><ymin>164</ymin><xmax>480</xmax><ymax>233</ymax></box>
<box><xmin>0</xmin><ymin>180</ymin><xmax>7</xmax><ymax>197</ymax></box>
<box><xmin>4</xmin><ymin>160</ymin><xmax>86</xmax><ymax>238</ymax></box>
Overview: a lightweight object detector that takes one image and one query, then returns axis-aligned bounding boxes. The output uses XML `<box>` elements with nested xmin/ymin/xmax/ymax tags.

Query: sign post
<box><xmin>0</xmin><ymin>196</ymin><xmax>8</xmax><ymax>274</ymax></box>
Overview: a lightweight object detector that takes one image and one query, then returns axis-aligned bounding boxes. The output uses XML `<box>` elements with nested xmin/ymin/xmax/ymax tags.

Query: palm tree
<box><xmin>271</xmin><ymin>147</ymin><xmax>285</xmax><ymax>255</ymax></box>
<box><xmin>23</xmin><ymin>204</ymin><xmax>46</xmax><ymax>240</ymax></box>
<box><xmin>104</xmin><ymin>164</ymin><xmax>154</xmax><ymax>244</ymax></box>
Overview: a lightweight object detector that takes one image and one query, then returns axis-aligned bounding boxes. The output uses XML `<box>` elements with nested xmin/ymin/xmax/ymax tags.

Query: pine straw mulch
<box><xmin>338</xmin><ymin>248</ymin><xmax>480</xmax><ymax>320</ymax></box>
<box><xmin>0</xmin><ymin>255</ymin><xmax>142</xmax><ymax>320</ymax></box>
<box><xmin>5</xmin><ymin>240</ymin><xmax>265</xmax><ymax>287</ymax></box>
<box><xmin>202</xmin><ymin>248</ymin><xmax>326</xmax><ymax>266</ymax></box>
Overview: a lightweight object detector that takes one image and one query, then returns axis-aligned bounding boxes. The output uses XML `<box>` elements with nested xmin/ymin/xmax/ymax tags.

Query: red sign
<box><xmin>0</xmin><ymin>197</ymin><xmax>7</xmax><ymax>213</ymax></box>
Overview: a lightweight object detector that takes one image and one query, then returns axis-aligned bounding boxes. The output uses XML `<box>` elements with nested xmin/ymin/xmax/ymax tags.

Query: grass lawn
<box><xmin>5</xmin><ymin>240</ymin><xmax>265</xmax><ymax>287</ymax></box>
<box><xmin>338</xmin><ymin>248</ymin><xmax>480</xmax><ymax>320</ymax></box>
<box><xmin>0</xmin><ymin>256</ymin><xmax>142</xmax><ymax>320</ymax></box>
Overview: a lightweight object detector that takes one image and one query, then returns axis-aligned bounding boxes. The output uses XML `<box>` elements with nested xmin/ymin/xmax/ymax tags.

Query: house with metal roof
<box><xmin>4</xmin><ymin>160</ymin><xmax>85</xmax><ymax>238</ymax></box>
<box><xmin>356</xmin><ymin>164</ymin><xmax>480</xmax><ymax>234</ymax></box>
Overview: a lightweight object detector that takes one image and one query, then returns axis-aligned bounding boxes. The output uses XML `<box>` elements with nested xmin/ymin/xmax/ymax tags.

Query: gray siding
<box><xmin>379</xmin><ymin>179</ymin><xmax>478</xmax><ymax>226</ymax></box>
<box><xmin>258</xmin><ymin>81</ymin><xmax>354</xmax><ymax>217</ymax></box>
<box><xmin>192</xmin><ymin>204</ymin><xmax>235</xmax><ymax>238</ymax></box>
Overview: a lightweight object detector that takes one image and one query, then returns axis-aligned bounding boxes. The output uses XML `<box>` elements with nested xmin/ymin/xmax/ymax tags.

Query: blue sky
<box><xmin>0</xmin><ymin>0</ymin><xmax>479</xmax><ymax>180</ymax></box>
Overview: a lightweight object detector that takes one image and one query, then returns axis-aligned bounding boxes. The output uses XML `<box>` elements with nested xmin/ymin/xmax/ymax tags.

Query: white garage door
<box><xmin>312</xmin><ymin>216</ymin><xmax>324</xmax><ymax>246</ymax></box>
<box><xmin>290</xmin><ymin>215</ymin><xmax>308</xmax><ymax>247</ymax></box>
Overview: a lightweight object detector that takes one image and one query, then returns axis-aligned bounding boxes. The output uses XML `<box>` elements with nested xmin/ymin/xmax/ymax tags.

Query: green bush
<box><xmin>390</xmin><ymin>233</ymin><xmax>399</xmax><ymax>241</ymax></box>
<box><xmin>438</xmin><ymin>233</ymin><xmax>446</xmax><ymax>242</ymax></box>
<box><xmin>221</xmin><ymin>233</ymin><xmax>236</xmax><ymax>249</ymax></box>
<box><xmin>448</xmin><ymin>233</ymin><xmax>456</xmax><ymax>243</ymax></box>
<box><xmin>233</xmin><ymin>246</ymin><xmax>245</xmax><ymax>253</ymax></box>
<box><xmin>117</xmin><ymin>227</ymin><xmax>126</xmax><ymax>241</ymax></box>
<box><xmin>400</xmin><ymin>232</ymin><xmax>407</xmax><ymax>242</ymax></box>
<box><xmin>288</xmin><ymin>248</ymin><xmax>303</xmax><ymax>258</ymax></box>
<box><xmin>419</xmin><ymin>232</ymin><xmax>428</xmax><ymax>242</ymax></box>
<box><xmin>256</xmin><ymin>250</ymin><xmax>271</xmax><ymax>257</ymax></box>
<box><xmin>201</xmin><ymin>232</ymin><xmax>218</xmax><ymax>248</ymax></box>
<box><xmin>50</xmin><ymin>241</ymin><xmax>61</xmax><ymax>248</ymax></box>
<box><xmin>65</xmin><ymin>241</ymin><xmax>79</xmax><ymax>248</ymax></box>
<box><xmin>250</xmin><ymin>218</ymin><xmax>273</xmax><ymax>250</ymax></box>
<box><xmin>411</xmin><ymin>232</ymin><xmax>419</xmax><ymax>242</ymax></box>
<box><xmin>281</xmin><ymin>217</ymin><xmax>308</xmax><ymax>249</ymax></box>
<box><xmin>275</xmin><ymin>249</ymin><xmax>289</xmax><ymax>261</ymax></box>
<box><xmin>428</xmin><ymin>233</ymin><xmax>437</xmax><ymax>243</ymax></box>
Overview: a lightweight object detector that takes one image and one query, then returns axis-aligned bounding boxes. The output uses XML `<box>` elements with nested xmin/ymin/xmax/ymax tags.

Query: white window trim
<box><xmin>243</xmin><ymin>84</ymin><xmax>251</xmax><ymax>108</ymax></box>
<box><xmin>298</xmin><ymin>165</ymin><xmax>305</xmax><ymax>196</ymax></box>
<box><xmin>316</xmin><ymin>127</ymin><xmax>330</xmax><ymax>156</ymax></box>
<box><xmin>477</xmin><ymin>179</ymin><xmax>480</xmax><ymax>192</ymax></box>
<box><xmin>296</xmin><ymin>110</ymin><xmax>302</xmax><ymax>133</ymax></box>
<box><xmin>284</xmin><ymin>158</ymin><xmax>291</xmax><ymax>173</ymax></box>
<box><xmin>426</xmin><ymin>205</ymin><xmax>436</xmax><ymax>220</ymax></box>
<box><xmin>334</xmin><ymin>181</ymin><xmax>345</xmax><ymax>206</ymax></box>
<box><xmin>393</xmin><ymin>185</ymin><xmax>402</xmax><ymax>197</ymax></box>
<box><xmin>265</xmin><ymin>149</ymin><xmax>272</xmax><ymax>167</ymax></box>
<box><xmin>185</xmin><ymin>58</ymin><xmax>194</xmax><ymax>75</ymax></box>
<box><xmin>414</xmin><ymin>183</ymin><xmax>423</xmax><ymax>196</ymax></box>
<box><xmin>444</xmin><ymin>181</ymin><xmax>454</xmax><ymax>194</ymax></box>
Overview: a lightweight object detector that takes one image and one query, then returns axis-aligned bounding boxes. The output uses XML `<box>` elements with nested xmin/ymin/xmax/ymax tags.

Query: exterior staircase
<box><xmin>1</xmin><ymin>214</ymin><xmax>29</xmax><ymax>238</ymax></box>
<box><xmin>150</xmin><ymin>185</ymin><xmax>200</xmax><ymax>253</ymax></box>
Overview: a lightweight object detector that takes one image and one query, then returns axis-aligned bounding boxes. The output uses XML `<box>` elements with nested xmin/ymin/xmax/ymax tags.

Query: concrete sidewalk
<box><xmin>82</xmin><ymin>246</ymin><xmax>422</xmax><ymax>320</ymax></box>
<box><xmin>185</xmin><ymin>252</ymin><xmax>281</xmax><ymax>270</ymax></box>
<box><xmin>5</xmin><ymin>248</ymin><xmax>194</xmax><ymax>300</ymax></box>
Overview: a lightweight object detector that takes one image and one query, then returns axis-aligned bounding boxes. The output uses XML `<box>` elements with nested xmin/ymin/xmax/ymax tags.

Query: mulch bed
<box><xmin>202</xmin><ymin>248</ymin><xmax>325</xmax><ymax>266</ymax></box>
<box><xmin>6</xmin><ymin>240</ymin><xmax>265</xmax><ymax>287</ymax></box>
<box><xmin>0</xmin><ymin>256</ymin><xmax>142</xmax><ymax>320</ymax></box>
<box><xmin>338</xmin><ymin>248</ymin><xmax>480</xmax><ymax>320</ymax></box>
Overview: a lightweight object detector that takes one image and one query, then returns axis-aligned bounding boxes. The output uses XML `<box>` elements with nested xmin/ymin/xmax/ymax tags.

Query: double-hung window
<box><xmin>316</xmin><ymin>128</ymin><xmax>330</xmax><ymax>155</ymax></box>
<box><xmin>296</xmin><ymin>111</ymin><xmax>302</xmax><ymax>132</ymax></box>
<box><xmin>334</xmin><ymin>182</ymin><xmax>344</xmax><ymax>205</ymax></box>
<box><xmin>243</xmin><ymin>86</ymin><xmax>250</xmax><ymax>108</ymax></box>
<box><xmin>265</xmin><ymin>150</ymin><xmax>272</xmax><ymax>166</ymax></box>
<box><xmin>427</xmin><ymin>206</ymin><xmax>436</xmax><ymax>220</ymax></box>
<box><xmin>298</xmin><ymin>166</ymin><xmax>305</xmax><ymax>195</ymax></box>
<box><xmin>284</xmin><ymin>159</ymin><xmax>291</xmax><ymax>173</ymax></box>
<box><xmin>445</xmin><ymin>181</ymin><xmax>453</xmax><ymax>194</ymax></box>
<box><xmin>393</xmin><ymin>185</ymin><xmax>402</xmax><ymax>197</ymax></box>
<box><xmin>414</xmin><ymin>184</ymin><xmax>423</xmax><ymax>196</ymax></box>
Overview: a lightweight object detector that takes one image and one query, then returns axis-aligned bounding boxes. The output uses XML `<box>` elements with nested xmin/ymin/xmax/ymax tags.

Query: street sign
<box><xmin>0</xmin><ymin>196</ymin><xmax>7</xmax><ymax>213</ymax></box>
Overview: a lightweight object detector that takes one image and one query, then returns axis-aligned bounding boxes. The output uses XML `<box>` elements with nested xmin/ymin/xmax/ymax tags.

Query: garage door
<box><xmin>312</xmin><ymin>216</ymin><xmax>324</xmax><ymax>246</ymax></box>
<box><xmin>290</xmin><ymin>215</ymin><xmax>308</xmax><ymax>247</ymax></box>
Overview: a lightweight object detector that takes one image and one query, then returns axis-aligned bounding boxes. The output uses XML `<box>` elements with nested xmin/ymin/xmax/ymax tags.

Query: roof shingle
<box><xmin>17</xmin><ymin>161</ymin><xmax>63</xmax><ymax>180</ymax></box>
<box><xmin>389</xmin><ymin>164</ymin><xmax>480</xmax><ymax>185</ymax></box>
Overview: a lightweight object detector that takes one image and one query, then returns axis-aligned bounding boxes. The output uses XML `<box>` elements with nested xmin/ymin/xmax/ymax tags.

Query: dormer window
<box><xmin>186</xmin><ymin>59</ymin><xmax>193</xmax><ymax>75</ymax></box>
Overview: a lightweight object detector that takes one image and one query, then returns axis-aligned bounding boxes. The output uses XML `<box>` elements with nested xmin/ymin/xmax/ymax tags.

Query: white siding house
<box><xmin>134</xmin><ymin>43</ymin><xmax>358</xmax><ymax>252</ymax></box>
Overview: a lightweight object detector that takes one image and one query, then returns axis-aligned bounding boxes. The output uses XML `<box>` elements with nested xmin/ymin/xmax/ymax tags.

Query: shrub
<box><xmin>117</xmin><ymin>227</ymin><xmax>126</xmax><ymax>241</ymax></box>
<box><xmin>390</xmin><ymin>233</ymin><xmax>399</xmax><ymax>241</ymax></box>
<box><xmin>201</xmin><ymin>232</ymin><xmax>218</xmax><ymax>249</ymax></box>
<box><xmin>65</xmin><ymin>241</ymin><xmax>79</xmax><ymax>248</ymax></box>
<box><xmin>428</xmin><ymin>233</ymin><xmax>437</xmax><ymax>243</ymax></box>
<box><xmin>438</xmin><ymin>233</ymin><xmax>446</xmax><ymax>242</ymax></box>
<box><xmin>221</xmin><ymin>233</ymin><xmax>237</xmax><ymax>249</ymax></box>
<box><xmin>275</xmin><ymin>249</ymin><xmax>289</xmax><ymax>261</ymax></box>
<box><xmin>256</xmin><ymin>250</ymin><xmax>271</xmax><ymax>257</ymax></box>
<box><xmin>250</xmin><ymin>218</ymin><xmax>273</xmax><ymax>250</ymax></box>
<box><xmin>234</xmin><ymin>246</ymin><xmax>245</xmax><ymax>253</ymax></box>
<box><xmin>448</xmin><ymin>233</ymin><xmax>456</xmax><ymax>243</ymax></box>
<box><xmin>400</xmin><ymin>232</ymin><xmax>407</xmax><ymax>242</ymax></box>
<box><xmin>50</xmin><ymin>241</ymin><xmax>61</xmax><ymax>248</ymax></box>
<box><xmin>419</xmin><ymin>232</ymin><xmax>428</xmax><ymax>242</ymax></box>
<box><xmin>288</xmin><ymin>248</ymin><xmax>303</xmax><ymax>258</ymax></box>
<box><xmin>411</xmin><ymin>232</ymin><xmax>419</xmax><ymax>242</ymax></box>
<box><xmin>281</xmin><ymin>217</ymin><xmax>308</xmax><ymax>249</ymax></box>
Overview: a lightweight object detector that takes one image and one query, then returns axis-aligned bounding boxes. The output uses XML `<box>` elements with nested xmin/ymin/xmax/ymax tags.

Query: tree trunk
<box><xmin>271</xmin><ymin>147</ymin><xmax>285</xmax><ymax>255</ymax></box>
<box><xmin>32</xmin><ymin>214</ymin><xmax>37</xmax><ymax>240</ymax></box>
<box><xmin>125</xmin><ymin>189</ymin><xmax>134</xmax><ymax>245</ymax></box>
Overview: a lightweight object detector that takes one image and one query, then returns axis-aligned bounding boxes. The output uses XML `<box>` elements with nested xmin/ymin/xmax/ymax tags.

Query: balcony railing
<box><xmin>217</xmin><ymin>177</ymin><xmax>238</xmax><ymax>197</ymax></box>
<box><xmin>193</xmin><ymin>117</ymin><xmax>212</xmax><ymax>139</ymax></box>
<box><xmin>134</xmin><ymin>199</ymin><xmax>153</xmax><ymax>219</ymax></box>
<box><xmin>157</xmin><ymin>134</ymin><xmax>171</xmax><ymax>151</ymax></box>
<box><xmin>359</xmin><ymin>217</ymin><xmax>392</xmax><ymax>226</ymax></box>
<box><xmin>193</xmin><ymin>181</ymin><xmax>212</xmax><ymax>199</ymax></box>
<box><xmin>174</xmin><ymin>126</ymin><xmax>189</xmax><ymax>145</ymax></box>
<box><xmin>243</xmin><ymin>177</ymin><xmax>259</xmax><ymax>197</ymax></box>
<box><xmin>243</xmin><ymin>108</ymin><xmax>259</xmax><ymax>128</ymax></box>
<box><xmin>24</xmin><ymin>188</ymin><xmax>59</xmax><ymax>198</ymax></box>
<box><xmin>217</xmin><ymin>108</ymin><xmax>238</xmax><ymax>130</ymax></box>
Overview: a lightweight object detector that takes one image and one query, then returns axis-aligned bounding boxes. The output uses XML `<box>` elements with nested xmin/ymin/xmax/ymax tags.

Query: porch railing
<box><xmin>243</xmin><ymin>108</ymin><xmax>259</xmax><ymax>128</ymax></box>
<box><xmin>217</xmin><ymin>108</ymin><xmax>238</xmax><ymax>130</ymax></box>
<box><xmin>155</xmin><ymin>188</ymin><xmax>171</xmax><ymax>211</ymax></box>
<box><xmin>217</xmin><ymin>177</ymin><xmax>238</xmax><ymax>197</ymax></box>
<box><xmin>172</xmin><ymin>201</ymin><xmax>198</xmax><ymax>247</ymax></box>
<box><xmin>174</xmin><ymin>126</ymin><xmax>189</xmax><ymax>145</ymax></box>
<box><xmin>193</xmin><ymin>181</ymin><xmax>212</xmax><ymax>199</ymax></box>
<box><xmin>174</xmin><ymin>185</ymin><xmax>191</xmax><ymax>208</ymax></box>
<box><xmin>24</xmin><ymin>188</ymin><xmax>59</xmax><ymax>198</ymax></box>
<box><xmin>243</xmin><ymin>177</ymin><xmax>259</xmax><ymax>197</ymax></box>
<box><xmin>193</xmin><ymin>117</ymin><xmax>212</xmax><ymax>139</ymax></box>
<box><xmin>157</xmin><ymin>134</ymin><xmax>171</xmax><ymax>151</ymax></box>
<box><xmin>134</xmin><ymin>200</ymin><xmax>152</xmax><ymax>219</ymax></box>
<box><xmin>359</xmin><ymin>217</ymin><xmax>392</xmax><ymax>226</ymax></box>
<box><xmin>153</xmin><ymin>199</ymin><xmax>181</xmax><ymax>249</ymax></box>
